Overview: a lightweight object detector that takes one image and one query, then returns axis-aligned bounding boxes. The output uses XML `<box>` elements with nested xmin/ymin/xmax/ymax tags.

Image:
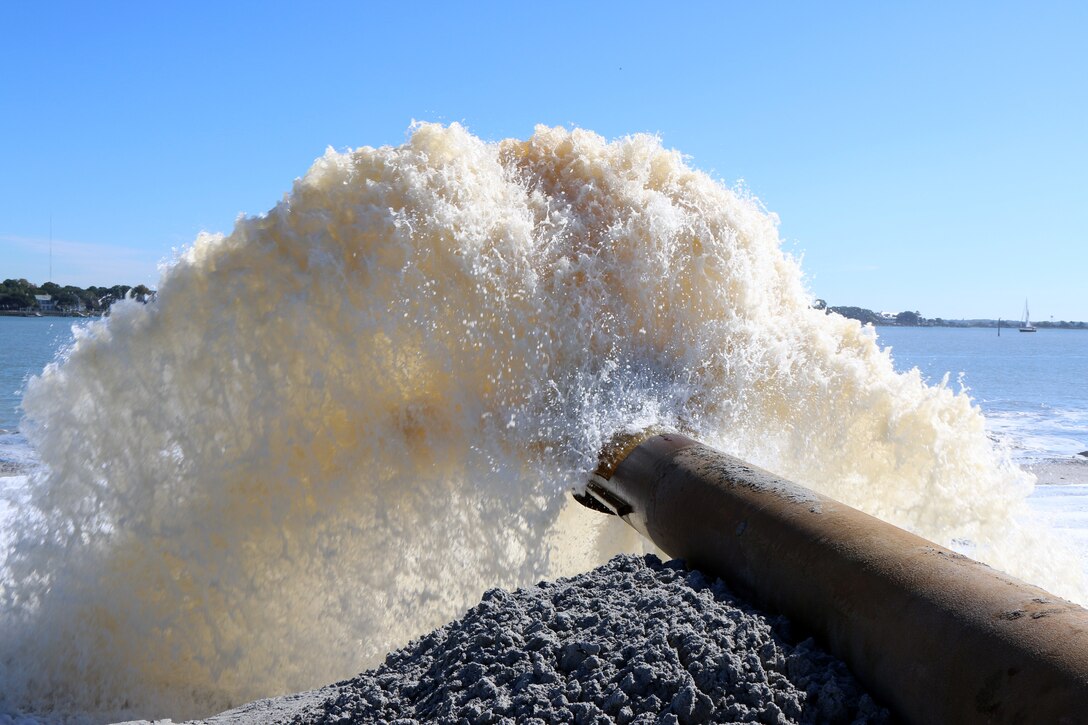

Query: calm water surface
<box><xmin>876</xmin><ymin>326</ymin><xmax>1088</xmax><ymax>461</ymax></box>
<box><xmin>0</xmin><ymin>316</ymin><xmax>87</xmax><ymax>433</ymax></box>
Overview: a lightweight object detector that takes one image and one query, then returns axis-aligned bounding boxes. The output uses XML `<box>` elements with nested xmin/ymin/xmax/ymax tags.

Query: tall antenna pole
<box><xmin>49</xmin><ymin>214</ymin><xmax>53</xmax><ymax>282</ymax></box>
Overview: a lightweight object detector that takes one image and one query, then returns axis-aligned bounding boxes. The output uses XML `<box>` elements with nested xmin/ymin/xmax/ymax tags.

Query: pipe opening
<box><xmin>573</xmin><ymin>427</ymin><xmax>667</xmax><ymax>515</ymax></box>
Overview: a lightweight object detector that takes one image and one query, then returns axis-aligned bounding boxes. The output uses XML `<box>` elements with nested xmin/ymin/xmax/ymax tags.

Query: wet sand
<box><xmin>1023</xmin><ymin>455</ymin><xmax>1088</xmax><ymax>486</ymax></box>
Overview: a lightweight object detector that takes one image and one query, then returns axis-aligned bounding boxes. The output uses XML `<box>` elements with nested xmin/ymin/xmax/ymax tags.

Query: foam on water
<box><xmin>987</xmin><ymin>409</ymin><xmax>1088</xmax><ymax>462</ymax></box>
<box><xmin>1</xmin><ymin>124</ymin><xmax>1083</xmax><ymax>721</ymax></box>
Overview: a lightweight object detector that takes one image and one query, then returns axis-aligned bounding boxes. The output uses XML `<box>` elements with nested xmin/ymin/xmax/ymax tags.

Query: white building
<box><xmin>34</xmin><ymin>294</ymin><xmax>56</xmax><ymax>311</ymax></box>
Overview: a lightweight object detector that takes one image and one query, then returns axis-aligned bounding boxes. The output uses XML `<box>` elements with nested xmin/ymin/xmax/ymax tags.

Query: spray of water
<box><xmin>1</xmin><ymin>123</ymin><xmax>1081</xmax><ymax>721</ymax></box>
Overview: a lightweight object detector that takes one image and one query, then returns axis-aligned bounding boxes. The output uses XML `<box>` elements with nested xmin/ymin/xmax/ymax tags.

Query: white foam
<box><xmin>1</xmin><ymin>124</ymin><xmax>1082</xmax><ymax>721</ymax></box>
<box><xmin>987</xmin><ymin>408</ymin><xmax>1088</xmax><ymax>461</ymax></box>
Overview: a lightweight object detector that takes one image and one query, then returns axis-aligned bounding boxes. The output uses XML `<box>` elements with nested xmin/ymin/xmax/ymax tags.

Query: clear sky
<box><xmin>2</xmin><ymin>1</ymin><xmax>1085</xmax><ymax>320</ymax></box>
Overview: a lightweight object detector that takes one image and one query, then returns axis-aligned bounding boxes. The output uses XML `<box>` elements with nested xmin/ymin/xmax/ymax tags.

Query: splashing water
<box><xmin>2</xmin><ymin>123</ymin><xmax>1082</xmax><ymax>721</ymax></box>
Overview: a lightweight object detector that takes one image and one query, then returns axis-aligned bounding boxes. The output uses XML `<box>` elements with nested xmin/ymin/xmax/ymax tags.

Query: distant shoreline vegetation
<box><xmin>0</xmin><ymin>278</ymin><xmax>155</xmax><ymax>316</ymax></box>
<box><xmin>3</xmin><ymin>279</ymin><xmax>1084</xmax><ymax>329</ymax></box>
<box><xmin>815</xmin><ymin>300</ymin><xmax>1088</xmax><ymax>330</ymax></box>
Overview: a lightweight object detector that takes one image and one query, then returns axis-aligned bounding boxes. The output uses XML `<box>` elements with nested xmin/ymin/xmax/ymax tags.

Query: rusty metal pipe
<box><xmin>583</xmin><ymin>432</ymin><xmax>1088</xmax><ymax>724</ymax></box>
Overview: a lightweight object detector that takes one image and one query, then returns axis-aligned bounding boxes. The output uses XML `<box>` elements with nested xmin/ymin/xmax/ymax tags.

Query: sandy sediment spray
<box><xmin>1</xmin><ymin>123</ymin><xmax>1082</xmax><ymax>721</ymax></box>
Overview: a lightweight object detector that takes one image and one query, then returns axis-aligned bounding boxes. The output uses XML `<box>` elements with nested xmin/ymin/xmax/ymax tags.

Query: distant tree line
<box><xmin>0</xmin><ymin>278</ymin><xmax>154</xmax><ymax>312</ymax></box>
<box><xmin>814</xmin><ymin>300</ymin><xmax>1088</xmax><ymax>329</ymax></box>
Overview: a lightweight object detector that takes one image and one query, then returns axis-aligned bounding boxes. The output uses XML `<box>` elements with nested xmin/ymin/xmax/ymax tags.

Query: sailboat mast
<box><xmin>1019</xmin><ymin>298</ymin><xmax>1037</xmax><ymax>332</ymax></box>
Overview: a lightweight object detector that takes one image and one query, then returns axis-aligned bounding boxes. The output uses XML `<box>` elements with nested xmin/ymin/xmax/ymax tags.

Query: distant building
<box><xmin>34</xmin><ymin>294</ymin><xmax>56</xmax><ymax>311</ymax></box>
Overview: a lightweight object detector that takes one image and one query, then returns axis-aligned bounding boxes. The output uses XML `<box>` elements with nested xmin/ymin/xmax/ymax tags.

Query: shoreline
<box><xmin>0</xmin><ymin>310</ymin><xmax>103</xmax><ymax>318</ymax></box>
<box><xmin>1023</xmin><ymin>456</ymin><xmax>1088</xmax><ymax>486</ymax></box>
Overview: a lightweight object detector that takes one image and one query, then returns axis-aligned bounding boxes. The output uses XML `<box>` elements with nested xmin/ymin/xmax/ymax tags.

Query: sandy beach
<box><xmin>1023</xmin><ymin>455</ymin><xmax>1088</xmax><ymax>486</ymax></box>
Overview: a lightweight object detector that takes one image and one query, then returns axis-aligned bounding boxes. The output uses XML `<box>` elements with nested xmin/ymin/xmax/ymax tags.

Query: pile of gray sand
<box><xmin>280</xmin><ymin>554</ymin><xmax>889</xmax><ymax>724</ymax></box>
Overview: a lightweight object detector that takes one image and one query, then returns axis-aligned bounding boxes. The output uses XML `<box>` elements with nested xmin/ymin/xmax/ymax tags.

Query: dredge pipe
<box><xmin>581</xmin><ymin>432</ymin><xmax>1088</xmax><ymax>724</ymax></box>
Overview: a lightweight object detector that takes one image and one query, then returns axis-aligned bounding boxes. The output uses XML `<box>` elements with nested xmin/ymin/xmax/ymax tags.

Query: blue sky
<box><xmin>2</xmin><ymin>1</ymin><xmax>1085</xmax><ymax>320</ymax></box>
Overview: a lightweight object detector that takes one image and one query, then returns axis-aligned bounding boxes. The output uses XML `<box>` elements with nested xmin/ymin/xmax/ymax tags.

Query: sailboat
<box><xmin>1019</xmin><ymin>299</ymin><xmax>1037</xmax><ymax>332</ymax></box>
